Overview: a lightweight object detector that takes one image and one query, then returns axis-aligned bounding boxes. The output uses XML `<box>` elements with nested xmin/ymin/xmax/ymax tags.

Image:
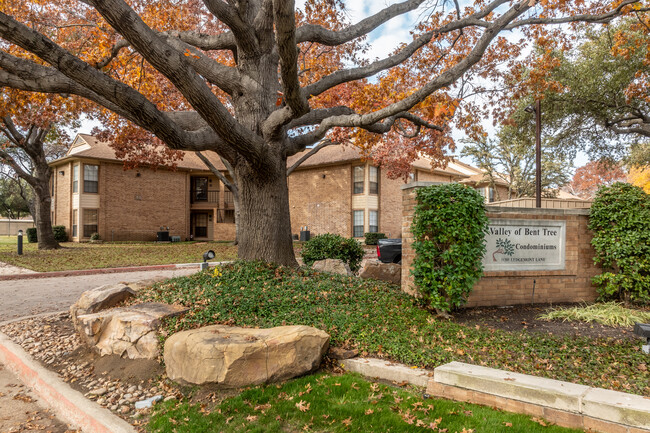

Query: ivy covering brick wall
<box><xmin>411</xmin><ymin>184</ymin><xmax>488</xmax><ymax>313</ymax></box>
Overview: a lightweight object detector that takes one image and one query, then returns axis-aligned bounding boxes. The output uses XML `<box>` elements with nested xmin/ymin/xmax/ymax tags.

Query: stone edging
<box><xmin>342</xmin><ymin>358</ymin><xmax>650</xmax><ymax>433</ymax></box>
<box><xmin>0</xmin><ymin>331</ymin><xmax>136</xmax><ymax>433</ymax></box>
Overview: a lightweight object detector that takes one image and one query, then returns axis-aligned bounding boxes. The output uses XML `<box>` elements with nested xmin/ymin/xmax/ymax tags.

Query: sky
<box><xmin>72</xmin><ymin>0</ymin><xmax>588</xmax><ymax>171</ymax></box>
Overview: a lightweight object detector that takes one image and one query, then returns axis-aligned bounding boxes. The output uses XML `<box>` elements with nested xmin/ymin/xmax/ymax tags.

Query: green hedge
<box><xmin>52</xmin><ymin>225</ymin><xmax>68</xmax><ymax>242</ymax></box>
<box><xmin>364</xmin><ymin>232</ymin><xmax>387</xmax><ymax>245</ymax></box>
<box><xmin>26</xmin><ymin>227</ymin><xmax>37</xmax><ymax>243</ymax></box>
<box><xmin>589</xmin><ymin>182</ymin><xmax>650</xmax><ymax>304</ymax></box>
<box><xmin>411</xmin><ymin>183</ymin><xmax>488</xmax><ymax>313</ymax></box>
<box><xmin>301</xmin><ymin>233</ymin><xmax>365</xmax><ymax>272</ymax></box>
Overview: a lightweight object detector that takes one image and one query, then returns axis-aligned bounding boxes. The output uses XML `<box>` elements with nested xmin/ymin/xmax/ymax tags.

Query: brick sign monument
<box><xmin>401</xmin><ymin>182</ymin><xmax>601</xmax><ymax>307</ymax></box>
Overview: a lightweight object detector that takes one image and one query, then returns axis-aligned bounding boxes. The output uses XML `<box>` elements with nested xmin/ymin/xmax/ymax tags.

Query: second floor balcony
<box><xmin>190</xmin><ymin>189</ymin><xmax>235</xmax><ymax>208</ymax></box>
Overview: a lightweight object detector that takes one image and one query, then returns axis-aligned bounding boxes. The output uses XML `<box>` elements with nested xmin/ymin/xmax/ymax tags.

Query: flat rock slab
<box><xmin>433</xmin><ymin>361</ymin><xmax>590</xmax><ymax>413</ymax></box>
<box><xmin>75</xmin><ymin>302</ymin><xmax>188</xmax><ymax>359</ymax></box>
<box><xmin>164</xmin><ymin>325</ymin><xmax>330</xmax><ymax>387</ymax></box>
<box><xmin>582</xmin><ymin>387</ymin><xmax>650</xmax><ymax>429</ymax></box>
<box><xmin>312</xmin><ymin>259</ymin><xmax>353</xmax><ymax>276</ymax></box>
<box><xmin>70</xmin><ymin>283</ymin><xmax>136</xmax><ymax>325</ymax></box>
<box><xmin>341</xmin><ymin>357</ymin><xmax>431</xmax><ymax>388</ymax></box>
<box><xmin>359</xmin><ymin>261</ymin><xmax>401</xmax><ymax>284</ymax></box>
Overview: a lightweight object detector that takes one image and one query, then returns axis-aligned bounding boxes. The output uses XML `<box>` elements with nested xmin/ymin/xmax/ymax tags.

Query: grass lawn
<box><xmin>0</xmin><ymin>241</ymin><xmax>237</xmax><ymax>272</ymax></box>
<box><xmin>140</xmin><ymin>261</ymin><xmax>650</xmax><ymax>397</ymax></box>
<box><xmin>148</xmin><ymin>373</ymin><xmax>581</xmax><ymax>433</ymax></box>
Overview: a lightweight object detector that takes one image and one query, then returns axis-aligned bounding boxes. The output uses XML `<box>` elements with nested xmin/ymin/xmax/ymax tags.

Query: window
<box><xmin>476</xmin><ymin>187</ymin><xmax>486</xmax><ymax>199</ymax></box>
<box><xmin>353</xmin><ymin>210</ymin><xmax>364</xmax><ymax>237</ymax></box>
<box><xmin>369</xmin><ymin>211</ymin><xmax>378</xmax><ymax>233</ymax></box>
<box><xmin>488</xmin><ymin>187</ymin><xmax>495</xmax><ymax>203</ymax></box>
<box><xmin>72</xmin><ymin>209</ymin><xmax>78</xmax><ymax>238</ymax></box>
<box><xmin>369</xmin><ymin>166</ymin><xmax>379</xmax><ymax>194</ymax></box>
<box><xmin>84</xmin><ymin>164</ymin><xmax>99</xmax><ymax>193</ymax></box>
<box><xmin>353</xmin><ymin>166</ymin><xmax>364</xmax><ymax>194</ymax></box>
<box><xmin>72</xmin><ymin>165</ymin><xmax>79</xmax><ymax>193</ymax></box>
<box><xmin>192</xmin><ymin>177</ymin><xmax>208</xmax><ymax>201</ymax></box>
<box><xmin>82</xmin><ymin>209</ymin><xmax>97</xmax><ymax>238</ymax></box>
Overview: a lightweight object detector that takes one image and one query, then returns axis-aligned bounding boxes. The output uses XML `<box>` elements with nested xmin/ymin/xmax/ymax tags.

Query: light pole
<box><xmin>525</xmin><ymin>100</ymin><xmax>542</xmax><ymax>208</ymax></box>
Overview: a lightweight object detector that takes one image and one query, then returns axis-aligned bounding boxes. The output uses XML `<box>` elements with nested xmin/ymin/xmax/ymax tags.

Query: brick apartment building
<box><xmin>49</xmin><ymin>134</ymin><xmax>508</xmax><ymax>242</ymax></box>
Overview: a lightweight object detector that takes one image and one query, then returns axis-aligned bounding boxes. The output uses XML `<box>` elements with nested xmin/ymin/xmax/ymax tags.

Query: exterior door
<box><xmin>192</xmin><ymin>212</ymin><xmax>209</xmax><ymax>238</ymax></box>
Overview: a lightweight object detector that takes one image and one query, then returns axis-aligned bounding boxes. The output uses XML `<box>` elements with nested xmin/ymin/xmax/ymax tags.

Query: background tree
<box><xmin>497</xmin><ymin>16</ymin><xmax>650</xmax><ymax>165</ymax></box>
<box><xmin>461</xmin><ymin>104</ymin><xmax>573</xmax><ymax>199</ymax></box>
<box><xmin>0</xmin><ymin>89</ymin><xmax>79</xmax><ymax>249</ymax></box>
<box><xmin>0</xmin><ymin>0</ymin><xmax>642</xmax><ymax>265</ymax></box>
<box><xmin>570</xmin><ymin>160</ymin><xmax>628</xmax><ymax>199</ymax></box>
<box><xmin>0</xmin><ymin>175</ymin><xmax>31</xmax><ymax>219</ymax></box>
<box><xmin>628</xmin><ymin>165</ymin><xmax>650</xmax><ymax>193</ymax></box>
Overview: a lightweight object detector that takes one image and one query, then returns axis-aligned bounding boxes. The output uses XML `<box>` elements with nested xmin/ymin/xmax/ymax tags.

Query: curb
<box><xmin>0</xmin><ymin>331</ymin><xmax>136</xmax><ymax>433</ymax></box>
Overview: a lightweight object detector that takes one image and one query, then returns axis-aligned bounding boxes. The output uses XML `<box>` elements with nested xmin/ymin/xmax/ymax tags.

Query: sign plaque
<box><xmin>482</xmin><ymin>219</ymin><xmax>566</xmax><ymax>271</ymax></box>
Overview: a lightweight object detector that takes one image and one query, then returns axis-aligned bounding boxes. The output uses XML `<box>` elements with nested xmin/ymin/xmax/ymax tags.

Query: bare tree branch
<box><xmin>286</xmin><ymin>139</ymin><xmax>334</xmax><ymax>175</ymax></box>
<box><xmin>203</xmin><ymin>0</ymin><xmax>260</xmax><ymax>55</ymax></box>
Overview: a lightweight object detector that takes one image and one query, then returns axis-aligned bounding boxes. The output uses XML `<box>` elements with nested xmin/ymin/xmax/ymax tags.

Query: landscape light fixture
<box><xmin>200</xmin><ymin>250</ymin><xmax>216</xmax><ymax>271</ymax></box>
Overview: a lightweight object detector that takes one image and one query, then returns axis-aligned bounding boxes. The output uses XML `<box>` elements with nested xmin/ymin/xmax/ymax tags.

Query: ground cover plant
<box><xmin>0</xmin><ymin>241</ymin><xmax>236</xmax><ymax>272</ymax></box>
<box><xmin>147</xmin><ymin>373</ymin><xmax>582</xmax><ymax>433</ymax></box>
<box><xmin>140</xmin><ymin>261</ymin><xmax>650</xmax><ymax>396</ymax></box>
<box><xmin>539</xmin><ymin>302</ymin><xmax>650</xmax><ymax>328</ymax></box>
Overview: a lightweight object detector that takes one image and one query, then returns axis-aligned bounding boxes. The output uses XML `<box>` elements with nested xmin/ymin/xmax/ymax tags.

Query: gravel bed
<box><xmin>0</xmin><ymin>313</ymin><xmax>181</xmax><ymax>431</ymax></box>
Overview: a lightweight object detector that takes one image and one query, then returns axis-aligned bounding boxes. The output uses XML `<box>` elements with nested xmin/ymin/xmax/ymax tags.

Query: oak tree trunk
<box><xmin>234</xmin><ymin>155</ymin><xmax>297</xmax><ymax>267</ymax></box>
<box><xmin>33</xmin><ymin>181</ymin><xmax>59</xmax><ymax>249</ymax></box>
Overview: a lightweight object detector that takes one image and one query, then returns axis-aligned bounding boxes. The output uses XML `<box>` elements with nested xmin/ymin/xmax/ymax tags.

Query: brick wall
<box><xmin>100</xmin><ymin>163</ymin><xmax>189</xmax><ymax>241</ymax></box>
<box><xmin>378</xmin><ymin>169</ymin><xmax>405</xmax><ymax>238</ymax></box>
<box><xmin>52</xmin><ymin>162</ymin><xmax>72</xmax><ymax>233</ymax></box>
<box><xmin>288</xmin><ymin>164</ymin><xmax>352</xmax><ymax>237</ymax></box>
<box><xmin>401</xmin><ymin>183</ymin><xmax>601</xmax><ymax>307</ymax></box>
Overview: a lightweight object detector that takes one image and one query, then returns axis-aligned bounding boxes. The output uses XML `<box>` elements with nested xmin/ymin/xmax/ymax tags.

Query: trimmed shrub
<box><xmin>411</xmin><ymin>183</ymin><xmax>488</xmax><ymax>313</ymax></box>
<box><xmin>26</xmin><ymin>227</ymin><xmax>37</xmax><ymax>243</ymax></box>
<box><xmin>52</xmin><ymin>225</ymin><xmax>68</xmax><ymax>242</ymax></box>
<box><xmin>90</xmin><ymin>232</ymin><xmax>101</xmax><ymax>241</ymax></box>
<box><xmin>589</xmin><ymin>182</ymin><xmax>650</xmax><ymax>304</ymax></box>
<box><xmin>301</xmin><ymin>233</ymin><xmax>364</xmax><ymax>272</ymax></box>
<box><xmin>364</xmin><ymin>232</ymin><xmax>387</xmax><ymax>245</ymax></box>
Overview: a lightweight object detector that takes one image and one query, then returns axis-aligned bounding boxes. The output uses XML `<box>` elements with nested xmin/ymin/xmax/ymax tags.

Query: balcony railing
<box><xmin>190</xmin><ymin>189</ymin><xmax>219</xmax><ymax>204</ymax></box>
<box><xmin>224</xmin><ymin>190</ymin><xmax>235</xmax><ymax>208</ymax></box>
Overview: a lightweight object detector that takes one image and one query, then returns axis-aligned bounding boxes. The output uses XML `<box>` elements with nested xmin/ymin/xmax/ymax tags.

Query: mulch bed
<box><xmin>453</xmin><ymin>303</ymin><xmax>639</xmax><ymax>341</ymax></box>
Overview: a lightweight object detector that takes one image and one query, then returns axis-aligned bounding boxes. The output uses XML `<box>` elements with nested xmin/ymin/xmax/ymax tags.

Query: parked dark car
<box><xmin>377</xmin><ymin>238</ymin><xmax>402</xmax><ymax>264</ymax></box>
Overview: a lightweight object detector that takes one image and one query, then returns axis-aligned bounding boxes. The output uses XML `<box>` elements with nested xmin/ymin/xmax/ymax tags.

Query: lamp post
<box><xmin>17</xmin><ymin>229</ymin><xmax>23</xmax><ymax>255</ymax></box>
<box><xmin>525</xmin><ymin>100</ymin><xmax>542</xmax><ymax>208</ymax></box>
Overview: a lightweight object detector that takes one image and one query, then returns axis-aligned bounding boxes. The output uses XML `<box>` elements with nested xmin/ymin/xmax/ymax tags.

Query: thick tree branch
<box><xmin>83</xmin><ymin>0</ymin><xmax>266</xmax><ymax>165</ymax></box>
<box><xmin>196</xmin><ymin>151</ymin><xmax>238</xmax><ymax>194</ymax></box>
<box><xmin>273</xmin><ymin>0</ymin><xmax>310</xmax><ymax>121</ymax></box>
<box><xmin>290</xmin><ymin>1</ymin><xmax>533</xmax><ymax>152</ymax></box>
<box><xmin>202</xmin><ymin>0</ymin><xmax>259</xmax><ymax>55</ymax></box>
<box><xmin>287</xmin><ymin>106</ymin><xmax>355</xmax><ymax>129</ymax></box>
<box><xmin>504</xmin><ymin>0</ymin><xmax>641</xmax><ymax>29</ymax></box>
<box><xmin>295</xmin><ymin>0</ymin><xmax>427</xmax><ymax>45</ymax></box>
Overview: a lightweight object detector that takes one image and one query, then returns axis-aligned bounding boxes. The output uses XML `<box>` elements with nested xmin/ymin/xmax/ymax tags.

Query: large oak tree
<box><xmin>0</xmin><ymin>0</ymin><xmax>642</xmax><ymax>265</ymax></box>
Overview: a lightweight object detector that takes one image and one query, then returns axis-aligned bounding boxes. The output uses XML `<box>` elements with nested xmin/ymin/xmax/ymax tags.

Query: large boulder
<box><xmin>70</xmin><ymin>283</ymin><xmax>136</xmax><ymax>326</ymax></box>
<box><xmin>164</xmin><ymin>325</ymin><xmax>330</xmax><ymax>387</ymax></box>
<box><xmin>75</xmin><ymin>302</ymin><xmax>188</xmax><ymax>359</ymax></box>
<box><xmin>359</xmin><ymin>261</ymin><xmax>401</xmax><ymax>284</ymax></box>
<box><xmin>312</xmin><ymin>259</ymin><xmax>352</xmax><ymax>276</ymax></box>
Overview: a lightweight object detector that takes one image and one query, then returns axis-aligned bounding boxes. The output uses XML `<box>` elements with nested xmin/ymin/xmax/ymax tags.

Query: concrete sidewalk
<box><xmin>0</xmin><ymin>267</ymin><xmax>198</xmax><ymax>322</ymax></box>
<box><xmin>0</xmin><ymin>360</ymin><xmax>76</xmax><ymax>432</ymax></box>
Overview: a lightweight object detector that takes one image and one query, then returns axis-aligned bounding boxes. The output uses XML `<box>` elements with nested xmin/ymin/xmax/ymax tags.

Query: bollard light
<box><xmin>17</xmin><ymin>229</ymin><xmax>23</xmax><ymax>255</ymax></box>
